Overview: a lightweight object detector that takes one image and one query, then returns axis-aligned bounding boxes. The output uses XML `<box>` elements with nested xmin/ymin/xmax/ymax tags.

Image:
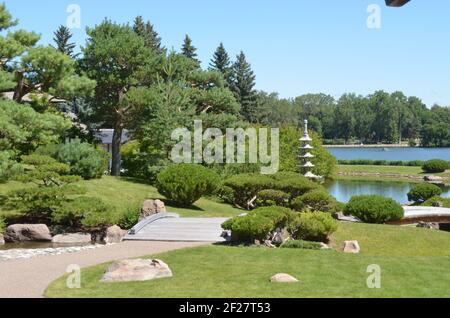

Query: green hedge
<box><xmin>407</xmin><ymin>183</ymin><xmax>443</xmax><ymax>203</ymax></box>
<box><xmin>422</xmin><ymin>159</ymin><xmax>450</xmax><ymax>173</ymax></box>
<box><xmin>338</xmin><ymin>159</ymin><xmax>429</xmax><ymax>167</ymax></box>
<box><xmin>281</xmin><ymin>240</ymin><xmax>323</xmax><ymax>250</ymax></box>
<box><xmin>344</xmin><ymin>195</ymin><xmax>404</xmax><ymax>224</ymax></box>
<box><xmin>156</xmin><ymin>164</ymin><xmax>220</xmax><ymax>207</ymax></box>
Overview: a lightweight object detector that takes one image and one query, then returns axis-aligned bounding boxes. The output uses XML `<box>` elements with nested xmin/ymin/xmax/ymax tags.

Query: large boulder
<box><xmin>270</xmin><ymin>273</ymin><xmax>298</xmax><ymax>283</ymax></box>
<box><xmin>0</xmin><ymin>234</ymin><xmax>4</xmax><ymax>245</ymax></box>
<box><xmin>271</xmin><ymin>228</ymin><xmax>290</xmax><ymax>246</ymax></box>
<box><xmin>342</xmin><ymin>240</ymin><xmax>360</xmax><ymax>254</ymax></box>
<box><xmin>104</xmin><ymin>225</ymin><xmax>128</xmax><ymax>244</ymax></box>
<box><xmin>100</xmin><ymin>259</ymin><xmax>172</xmax><ymax>283</ymax></box>
<box><xmin>140</xmin><ymin>199</ymin><xmax>166</xmax><ymax>220</ymax></box>
<box><xmin>52</xmin><ymin>233</ymin><xmax>92</xmax><ymax>244</ymax></box>
<box><xmin>4</xmin><ymin>224</ymin><xmax>52</xmax><ymax>242</ymax></box>
<box><xmin>424</xmin><ymin>175</ymin><xmax>444</xmax><ymax>185</ymax></box>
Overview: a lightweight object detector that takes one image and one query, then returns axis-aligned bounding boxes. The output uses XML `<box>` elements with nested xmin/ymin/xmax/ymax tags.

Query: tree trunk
<box><xmin>111</xmin><ymin>120</ymin><xmax>123</xmax><ymax>176</ymax></box>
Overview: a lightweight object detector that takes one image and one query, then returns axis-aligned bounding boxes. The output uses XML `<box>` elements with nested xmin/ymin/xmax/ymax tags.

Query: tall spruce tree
<box><xmin>209</xmin><ymin>43</ymin><xmax>232</xmax><ymax>87</ymax></box>
<box><xmin>133</xmin><ymin>16</ymin><xmax>164</xmax><ymax>53</ymax></box>
<box><xmin>53</xmin><ymin>25</ymin><xmax>76</xmax><ymax>57</ymax></box>
<box><xmin>181</xmin><ymin>35</ymin><xmax>199</xmax><ymax>63</ymax></box>
<box><xmin>231</xmin><ymin>51</ymin><xmax>257</xmax><ymax>123</ymax></box>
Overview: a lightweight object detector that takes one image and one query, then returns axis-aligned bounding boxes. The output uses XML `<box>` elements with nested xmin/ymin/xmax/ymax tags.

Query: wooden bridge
<box><xmin>388</xmin><ymin>207</ymin><xmax>450</xmax><ymax>225</ymax></box>
<box><xmin>124</xmin><ymin>213</ymin><xmax>229</xmax><ymax>243</ymax></box>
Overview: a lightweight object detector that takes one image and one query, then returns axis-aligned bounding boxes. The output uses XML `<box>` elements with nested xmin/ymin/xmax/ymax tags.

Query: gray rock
<box><xmin>333</xmin><ymin>212</ymin><xmax>361</xmax><ymax>223</ymax></box>
<box><xmin>52</xmin><ymin>233</ymin><xmax>92</xmax><ymax>244</ymax></box>
<box><xmin>140</xmin><ymin>200</ymin><xmax>166</xmax><ymax>220</ymax></box>
<box><xmin>270</xmin><ymin>273</ymin><xmax>298</xmax><ymax>283</ymax></box>
<box><xmin>104</xmin><ymin>225</ymin><xmax>128</xmax><ymax>244</ymax></box>
<box><xmin>424</xmin><ymin>175</ymin><xmax>444</xmax><ymax>185</ymax></box>
<box><xmin>320</xmin><ymin>243</ymin><xmax>331</xmax><ymax>250</ymax></box>
<box><xmin>4</xmin><ymin>224</ymin><xmax>52</xmax><ymax>242</ymax></box>
<box><xmin>100</xmin><ymin>259</ymin><xmax>172</xmax><ymax>283</ymax></box>
<box><xmin>271</xmin><ymin>228</ymin><xmax>290</xmax><ymax>246</ymax></box>
<box><xmin>417</xmin><ymin>222</ymin><xmax>440</xmax><ymax>230</ymax></box>
<box><xmin>342</xmin><ymin>240</ymin><xmax>360</xmax><ymax>254</ymax></box>
<box><xmin>0</xmin><ymin>234</ymin><xmax>4</xmax><ymax>245</ymax></box>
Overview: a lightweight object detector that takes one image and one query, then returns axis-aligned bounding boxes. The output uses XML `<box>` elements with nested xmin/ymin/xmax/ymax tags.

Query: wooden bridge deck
<box><xmin>124</xmin><ymin>213</ymin><xmax>229</xmax><ymax>243</ymax></box>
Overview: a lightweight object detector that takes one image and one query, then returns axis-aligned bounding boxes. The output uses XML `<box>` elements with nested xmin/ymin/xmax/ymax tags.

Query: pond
<box><xmin>327</xmin><ymin>147</ymin><xmax>450</xmax><ymax>161</ymax></box>
<box><xmin>325</xmin><ymin>179</ymin><xmax>450</xmax><ymax>204</ymax></box>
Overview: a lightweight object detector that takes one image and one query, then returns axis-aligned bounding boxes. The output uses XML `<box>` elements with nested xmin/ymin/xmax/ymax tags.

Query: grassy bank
<box><xmin>0</xmin><ymin>176</ymin><xmax>243</xmax><ymax>221</ymax></box>
<box><xmin>337</xmin><ymin>165</ymin><xmax>450</xmax><ymax>183</ymax></box>
<box><xmin>45</xmin><ymin>222</ymin><xmax>450</xmax><ymax>298</ymax></box>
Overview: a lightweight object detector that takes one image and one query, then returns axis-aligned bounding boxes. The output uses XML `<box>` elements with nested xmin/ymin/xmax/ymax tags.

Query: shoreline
<box><xmin>325</xmin><ymin>144</ymin><xmax>410</xmax><ymax>148</ymax></box>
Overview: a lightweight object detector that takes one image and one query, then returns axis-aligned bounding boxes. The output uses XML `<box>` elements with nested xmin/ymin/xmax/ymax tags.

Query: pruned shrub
<box><xmin>222</xmin><ymin>214</ymin><xmax>275</xmax><ymax>243</ymax></box>
<box><xmin>422</xmin><ymin>159</ymin><xmax>450</xmax><ymax>173</ymax></box>
<box><xmin>222</xmin><ymin>206</ymin><xmax>296</xmax><ymax>242</ymax></box>
<box><xmin>223</xmin><ymin>173</ymin><xmax>274</xmax><ymax>207</ymax></box>
<box><xmin>407</xmin><ymin>183</ymin><xmax>443</xmax><ymax>203</ymax></box>
<box><xmin>156</xmin><ymin>164</ymin><xmax>220</xmax><ymax>207</ymax></box>
<box><xmin>224</xmin><ymin>171</ymin><xmax>319</xmax><ymax>208</ymax></box>
<box><xmin>53</xmin><ymin>197</ymin><xmax>116</xmax><ymax>228</ymax></box>
<box><xmin>37</xmin><ymin>140</ymin><xmax>110</xmax><ymax>180</ymax></box>
<box><xmin>257</xmin><ymin>189</ymin><xmax>290</xmax><ymax>207</ymax></box>
<box><xmin>344</xmin><ymin>195</ymin><xmax>404</xmax><ymax>224</ymax></box>
<box><xmin>288</xmin><ymin>212</ymin><xmax>338</xmax><ymax>243</ymax></box>
<box><xmin>291</xmin><ymin>190</ymin><xmax>340</xmax><ymax>213</ymax></box>
<box><xmin>0</xmin><ymin>217</ymin><xmax>5</xmax><ymax>234</ymax></box>
<box><xmin>281</xmin><ymin>240</ymin><xmax>323</xmax><ymax>250</ymax></box>
<box><xmin>422</xmin><ymin>196</ymin><xmax>450</xmax><ymax>208</ymax></box>
<box><xmin>117</xmin><ymin>202</ymin><xmax>141</xmax><ymax>230</ymax></box>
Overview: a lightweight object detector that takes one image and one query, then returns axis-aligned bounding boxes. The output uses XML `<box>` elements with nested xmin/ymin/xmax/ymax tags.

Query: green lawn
<box><xmin>0</xmin><ymin>176</ymin><xmax>243</xmax><ymax>220</ymax></box>
<box><xmin>45</xmin><ymin>222</ymin><xmax>450</xmax><ymax>298</ymax></box>
<box><xmin>338</xmin><ymin>165</ymin><xmax>450</xmax><ymax>183</ymax></box>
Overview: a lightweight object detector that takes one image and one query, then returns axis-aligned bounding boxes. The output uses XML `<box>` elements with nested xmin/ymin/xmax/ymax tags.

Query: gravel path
<box><xmin>0</xmin><ymin>241</ymin><xmax>208</xmax><ymax>298</ymax></box>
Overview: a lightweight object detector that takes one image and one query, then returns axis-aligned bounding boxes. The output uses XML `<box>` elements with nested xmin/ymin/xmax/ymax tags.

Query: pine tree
<box><xmin>53</xmin><ymin>25</ymin><xmax>76</xmax><ymax>57</ymax></box>
<box><xmin>181</xmin><ymin>35</ymin><xmax>199</xmax><ymax>61</ymax></box>
<box><xmin>133</xmin><ymin>16</ymin><xmax>164</xmax><ymax>53</ymax></box>
<box><xmin>209</xmin><ymin>43</ymin><xmax>232</xmax><ymax>87</ymax></box>
<box><xmin>231</xmin><ymin>51</ymin><xmax>258</xmax><ymax>123</ymax></box>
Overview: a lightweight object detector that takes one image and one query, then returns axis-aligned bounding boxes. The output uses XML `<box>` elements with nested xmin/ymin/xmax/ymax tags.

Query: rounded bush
<box><xmin>256</xmin><ymin>189</ymin><xmax>290</xmax><ymax>207</ymax></box>
<box><xmin>288</xmin><ymin>212</ymin><xmax>338</xmax><ymax>243</ymax></box>
<box><xmin>222</xmin><ymin>214</ymin><xmax>275</xmax><ymax>242</ymax></box>
<box><xmin>422</xmin><ymin>160</ymin><xmax>450</xmax><ymax>173</ymax></box>
<box><xmin>291</xmin><ymin>190</ymin><xmax>340</xmax><ymax>213</ymax></box>
<box><xmin>407</xmin><ymin>183</ymin><xmax>443</xmax><ymax>203</ymax></box>
<box><xmin>156</xmin><ymin>164</ymin><xmax>220</xmax><ymax>207</ymax></box>
<box><xmin>222</xmin><ymin>206</ymin><xmax>295</xmax><ymax>242</ymax></box>
<box><xmin>344</xmin><ymin>195</ymin><xmax>404</xmax><ymax>224</ymax></box>
<box><xmin>224</xmin><ymin>173</ymin><xmax>274</xmax><ymax>207</ymax></box>
<box><xmin>117</xmin><ymin>202</ymin><xmax>141</xmax><ymax>230</ymax></box>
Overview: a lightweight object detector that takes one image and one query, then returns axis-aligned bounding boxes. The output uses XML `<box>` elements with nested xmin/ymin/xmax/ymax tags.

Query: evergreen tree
<box><xmin>209</xmin><ymin>43</ymin><xmax>232</xmax><ymax>87</ymax></box>
<box><xmin>181</xmin><ymin>35</ymin><xmax>199</xmax><ymax>62</ymax></box>
<box><xmin>133</xmin><ymin>16</ymin><xmax>163</xmax><ymax>53</ymax></box>
<box><xmin>231</xmin><ymin>51</ymin><xmax>257</xmax><ymax>123</ymax></box>
<box><xmin>53</xmin><ymin>25</ymin><xmax>76</xmax><ymax>57</ymax></box>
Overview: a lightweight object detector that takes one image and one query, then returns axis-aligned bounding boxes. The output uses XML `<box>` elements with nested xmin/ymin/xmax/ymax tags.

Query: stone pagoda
<box><xmin>299</xmin><ymin>119</ymin><xmax>321</xmax><ymax>179</ymax></box>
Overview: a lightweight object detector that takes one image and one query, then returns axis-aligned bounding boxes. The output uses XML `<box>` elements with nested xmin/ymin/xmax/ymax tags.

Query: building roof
<box><xmin>94</xmin><ymin>129</ymin><xmax>131</xmax><ymax>145</ymax></box>
<box><xmin>2</xmin><ymin>91</ymin><xmax>66</xmax><ymax>103</ymax></box>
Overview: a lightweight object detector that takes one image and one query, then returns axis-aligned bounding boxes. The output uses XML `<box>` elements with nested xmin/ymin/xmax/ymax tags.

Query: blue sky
<box><xmin>4</xmin><ymin>0</ymin><xmax>450</xmax><ymax>107</ymax></box>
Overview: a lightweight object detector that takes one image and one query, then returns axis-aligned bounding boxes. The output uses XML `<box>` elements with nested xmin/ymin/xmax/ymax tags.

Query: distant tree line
<box><xmin>254</xmin><ymin>91</ymin><xmax>450</xmax><ymax>147</ymax></box>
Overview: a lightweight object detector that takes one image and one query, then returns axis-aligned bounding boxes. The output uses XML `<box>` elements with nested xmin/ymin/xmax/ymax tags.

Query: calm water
<box><xmin>327</xmin><ymin>147</ymin><xmax>450</xmax><ymax>161</ymax></box>
<box><xmin>326</xmin><ymin>179</ymin><xmax>450</xmax><ymax>204</ymax></box>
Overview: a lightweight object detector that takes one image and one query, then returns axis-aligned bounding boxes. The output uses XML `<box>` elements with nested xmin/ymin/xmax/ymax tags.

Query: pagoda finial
<box><xmin>304</xmin><ymin>119</ymin><xmax>308</xmax><ymax>135</ymax></box>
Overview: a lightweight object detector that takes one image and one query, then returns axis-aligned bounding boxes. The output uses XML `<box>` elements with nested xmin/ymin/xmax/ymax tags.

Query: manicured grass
<box><xmin>45</xmin><ymin>222</ymin><xmax>450</xmax><ymax>298</ymax></box>
<box><xmin>338</xmin><ymin>165</ymin><xmax>450</xmax><ymax>183</ymax></box>
<box><xmin>0</xmin><ymin>176</ymin><xmax>243</xmax><ymax>220</ymax></box>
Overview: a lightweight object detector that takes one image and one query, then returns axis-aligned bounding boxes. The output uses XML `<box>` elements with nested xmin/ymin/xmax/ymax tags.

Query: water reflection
<box><xmin>326</xmin><ymin>179</ymin><xmax>450</xmax><ymax>204</ymax></box>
